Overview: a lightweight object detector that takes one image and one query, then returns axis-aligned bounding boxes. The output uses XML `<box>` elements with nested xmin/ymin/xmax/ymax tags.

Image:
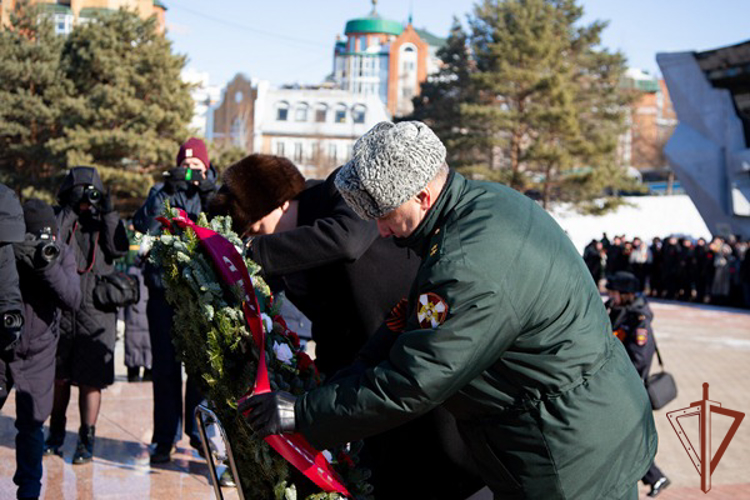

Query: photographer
<box><xmin>0</xmin><ymin>199</ymin><xmax>81</xmax><ymax>500</ymax></box>
<box><xmin>44</xmin><ymin>167</ymin><xmax>128</xmax><ymax>465</ymax></box>
<box><xmin>133</xmin><ymin>138</ymin><xmax>217</xmax><ymax>464</ymax></box>
<box><xmin>0</xmin><ymin>184</ymin><xmax>25</xmax><ymax>354</ymax></box>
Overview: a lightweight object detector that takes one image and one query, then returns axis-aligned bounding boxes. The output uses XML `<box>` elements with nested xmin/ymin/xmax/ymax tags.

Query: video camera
<box><xmin>31</xmin><ymin>227</ymin><xmax>61</xmax><ymax>264</ymax></box>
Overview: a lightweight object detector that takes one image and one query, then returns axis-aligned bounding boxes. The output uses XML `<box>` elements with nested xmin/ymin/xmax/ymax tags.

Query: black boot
<box><xmin>72</xmin><ymin>425</ymin><xmax>95</xmax><ymax>465</ymax></box>
<box><xmin>127</xmin><ymin>366</ymin><xmax>141</xmax><ymax>382</ymax></box>
<box><xmin>43</xmin><ymin>416</ymin><xmax>66</xmax><ymax>457</ymax></box>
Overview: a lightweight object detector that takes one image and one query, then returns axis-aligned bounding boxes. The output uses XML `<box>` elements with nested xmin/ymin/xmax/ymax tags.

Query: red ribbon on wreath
<box><xmin>159</xmin><ymin>210</ymin><xmax>350</xmax><ymax>497</ymax></box>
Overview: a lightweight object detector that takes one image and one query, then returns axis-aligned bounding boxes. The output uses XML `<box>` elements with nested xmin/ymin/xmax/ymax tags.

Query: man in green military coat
<box><xmin>242</xmin><ymin>121</ymin><xmax>657</xmax><ymax>499</ymax></box>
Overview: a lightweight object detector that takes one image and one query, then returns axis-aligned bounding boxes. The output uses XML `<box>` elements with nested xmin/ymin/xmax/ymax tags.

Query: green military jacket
<box><xmin>296</xmin><ymin>172</ymin><xmax>656</xmax><ymax>499</ymax></box>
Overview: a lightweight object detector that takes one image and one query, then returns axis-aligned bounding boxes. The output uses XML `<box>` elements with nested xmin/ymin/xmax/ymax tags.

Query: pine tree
<box><xmin>406</xmin><ymin>17</ymin><xmax>479</xmax><ymax>169</ymax></box>
<box><xmin>0</xmin><ymin>2</ymin><xmax>80</xmax><ymax>202</ymax></box>
<box><xmin>414</xmin><ymin>0</ymin><xmax>636</xmax><ymax>209</ymax></box>
<box><xmin>49</xmin><ymin>9</ymin><xmax>193</xmax><ymax>212</ymax></box>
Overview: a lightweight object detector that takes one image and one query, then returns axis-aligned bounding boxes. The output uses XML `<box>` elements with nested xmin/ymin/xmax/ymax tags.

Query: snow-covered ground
<box><xmin>550</xmin><ymin>194</ymin><xmax>711</xmax><ymax>253</ymax></box>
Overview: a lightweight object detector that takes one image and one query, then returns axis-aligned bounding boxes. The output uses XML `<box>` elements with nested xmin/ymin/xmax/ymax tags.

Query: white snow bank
<box><xmin>549</xmin><ymin>195</ymin><xmax>711</xmax><ymax>253</ymax></box>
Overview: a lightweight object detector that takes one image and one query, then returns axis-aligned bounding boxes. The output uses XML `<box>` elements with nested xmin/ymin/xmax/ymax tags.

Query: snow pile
<box><xmin>550</xmin><ymin>195</ymin><xmax>711</xmax><ymax>253</ymax></box>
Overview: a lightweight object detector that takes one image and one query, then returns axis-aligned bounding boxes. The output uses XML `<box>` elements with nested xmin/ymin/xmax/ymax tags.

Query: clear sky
<box><xmin>164</xmin><ymin>0</ymin><xmax>750</xmax><ymax>89</ymax></box>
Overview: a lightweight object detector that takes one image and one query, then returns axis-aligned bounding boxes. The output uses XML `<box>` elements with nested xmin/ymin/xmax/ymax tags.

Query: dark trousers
<box><xmin>147</xmin><ymin>286</ymin><xmax>203</xmax><ymax>446</ymax></box>
<box><xmin>0</xmin><ymin>334</ymin><xmax>57</xmax><ymax>499</ymax></box>
<box><xmin>642</xmin><ymin>461</ymin><xmax>664</xmax><ymax>486</ymax></box>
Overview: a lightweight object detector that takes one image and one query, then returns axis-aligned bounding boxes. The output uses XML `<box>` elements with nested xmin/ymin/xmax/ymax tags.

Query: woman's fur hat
<box><xmin>209</xmin><ymin>154</ymin><xmax>305</xmax><ymax>233</ymax></box>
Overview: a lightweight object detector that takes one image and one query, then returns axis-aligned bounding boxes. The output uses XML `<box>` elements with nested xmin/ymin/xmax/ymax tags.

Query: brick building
<box><xmin>619</xmin><ymin>68</ymin><xmax>678</xmax><ymax>174</ymax></box>
<box><xmin>208</xmin><ymin>74</ymin><xmax>390</xmax><ymax>178</ymax></box>
<box><xmin>0</xmin><ymin>0</ymin><xmax>166</xmax><ymax>34</ymax></box>
<box><xmin>332</xmin><ymin>0</ymin><xmax>444</xmax><ymax>117</ymax></box>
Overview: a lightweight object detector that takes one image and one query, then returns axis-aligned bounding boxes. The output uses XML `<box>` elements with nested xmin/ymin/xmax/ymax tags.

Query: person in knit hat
<box><xmin>133</xmin><ymin>138</ymin><xmax>218</xmax><ymax>465</ymax></box>
<box><xmin>211</xmin><ymin>153</ymin><xmax>484</xmax><ymax>498</ymax></box>
<box><xmin>243</xmin><ymin>121</ymin><xmax>657</xmax><ymax>500</ymax></box>
<box><xmin>2</xmin><ymin>198</ymin><xmax>81</xmax><ymax>499</ymax></box>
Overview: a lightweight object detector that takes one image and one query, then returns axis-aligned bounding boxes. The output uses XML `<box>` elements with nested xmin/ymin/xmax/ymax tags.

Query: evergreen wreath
<box><xmin>152</xmin><ymin>210</ymin><xmax>373</xmax><ymax>500</ymax></box>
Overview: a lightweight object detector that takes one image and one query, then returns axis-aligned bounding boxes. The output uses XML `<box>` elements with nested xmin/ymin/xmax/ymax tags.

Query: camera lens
<box><xmin>40</xmin><ymin>242</ymin><xmax>61</xmax><ymax>263</ymax></box>
<box><xmin>3</xmin><ymin>312</ymin><xmax>23</xmax><ymax>329</ymax></box>
<box><xmin>86</xmin><ymin>187</ymin><xmax>102</xmax><ymax>204</ymax></box>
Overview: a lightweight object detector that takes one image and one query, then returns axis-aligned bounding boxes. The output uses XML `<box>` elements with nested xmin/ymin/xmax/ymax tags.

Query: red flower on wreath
<box><xmin>286</xmin><ymin>330</ymin><xmax>301</xmax><ymax>348</ymax></box>
<box><xmin>273</xmin><ymin>315</ymin><xmax>288</xmax><ymax>330</ymax></box>
<box><xmin>337</xmin><ymin>451</ymin><xmax>355</xmax><ymax>469</ymax></box>
<box><xmin>298</xmin><ymin>352</ymin><xmax>318</xmax><ymax>376</ymax></box>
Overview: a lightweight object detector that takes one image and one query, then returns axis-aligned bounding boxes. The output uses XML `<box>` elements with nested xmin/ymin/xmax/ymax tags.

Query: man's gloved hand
<box><xmin>163</xmin><ymin>168</ymin><xmax>190</xmax><ymax>194</ymax></box>
<box><xmin>196</xmin><ymin>176</ymin><xmax>215</xmax><ymax>196</ymax></box>
<box><xmin>238</xmin><ymin>391</ymin><xmax>297</xmax><ymax>439</ymax></box>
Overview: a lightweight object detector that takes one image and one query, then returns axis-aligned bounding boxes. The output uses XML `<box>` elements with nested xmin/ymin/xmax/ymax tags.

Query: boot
<box><xmin>127</xmin><ymin>366</ymin><xmax>141</xmax><ymax>382</ymax></box>
<box><xmin>72</xmin><ymin>425</ymin><xmax>95</xmax><ymax>465</ymax></box>
<box><xmin>43</xmin><ymin>416</ymin><xmax>66</xmax><ymax>457</ymax></box>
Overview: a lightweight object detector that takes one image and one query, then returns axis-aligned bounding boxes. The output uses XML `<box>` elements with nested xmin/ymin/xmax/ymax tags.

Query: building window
<box><xmin>276</xmin><ymin>101</ymin><xmax>289</xmax><ymax>121</ymax></box>
<box><xmin>359</xmin><ymin>36</ymin><xmax>367</xmax><ymax>52</ymax></box>
<box><xmin>295</xmin><ymin>102</ymin><xmax>309</xmax><ymax>122</ymax></box>
<box><xmin>315</xmin><ymin>103</ymin><xmax>328</xmax><ymax>123</ymax></box>
<box><xmin>294</xmin><ymin>142</ymin><xmax>303</xmax><ymax>162</ymax></box>
<box><xmin>334</xmin><ymin>104</ymin><xmax>347</xmax><ymax>123</ymax></box>
<box><xmin>230</xmin><ymin>117</ymin><xmax>245</xmax><ymax>148</ymax></box>
<box><xmin>276</xmin><ymin>142</ymin><xmax>285</xmax><ymax>157</ymax></box>
<box><xmin>351</xmin><ymin>104</ymin><xmax>367</xmax><ymax>124</ymax></box>
<box><xmin>54</xmin><ymin>14</ymin><xmax>73</xmax><ymax>35</ymax></box>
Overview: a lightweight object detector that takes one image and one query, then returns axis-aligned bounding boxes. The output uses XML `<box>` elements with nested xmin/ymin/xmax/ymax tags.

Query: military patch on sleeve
<box><xmin>636</xmin><ymin>328</ymin><xmax>648</xmax><ymax>346</ymax></box>
<box><xmin>417</xmin><ymin>292</ymin><xmax>448</xmax><ymax>329</ymax></box>
<box><xmin>386</xmin><ymin>298</ymin><xmax>409</xmax><ymax>333</ymax></box>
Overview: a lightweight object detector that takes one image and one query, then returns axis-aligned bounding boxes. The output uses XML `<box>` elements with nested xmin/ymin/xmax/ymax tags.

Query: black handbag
<box><xmin>645</xmin><ymin>345</ymin><xmax>677</xmax><ymax>410</ymax></box>
<box><xmin>93</xmin><ymin>271</ymin><xmax>140</xmax><ymax>311</ymax></box>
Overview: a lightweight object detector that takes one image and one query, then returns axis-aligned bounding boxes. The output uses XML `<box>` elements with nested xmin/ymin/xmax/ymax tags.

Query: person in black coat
<box><xmin>0</xmin><ymin>199</ymin><xmax>81</xmax><ymax>500</ymax></box>
<box><xmin>44</xmin><ymin>167</ymin><xmax>129</xmax><ymax>465</ymax></box>
<box><xmin>210</xmin><ymin>154</ymin><xmax>485</xmax><ymax>500</ymax></box>
<box><xmin>133</xmin><ymin>137</ymin><xmax>217</xmax><ymax>464</ymax></box>
<box><xmin>605</xmin><ymin>272</ymin><xmax>670</xmax><ymax>498</ymax></box>
<box><xmin>0</xmin><ymin>184</ymin><xmax>25</xmax><ymax>354</ymax></box>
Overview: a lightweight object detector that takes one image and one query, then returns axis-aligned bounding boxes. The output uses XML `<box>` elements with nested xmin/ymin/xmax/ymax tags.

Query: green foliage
<box><xmin>152</xmin><ymin>212</ymin><xmax>373</xmax><ymax>500</ymax></box>
<box><xmin>0</xmin><ymin>1</ymin><xmax>78</xmax><ymax>197</ymax></box>
<box><xmin>410</xmin><ymin>0</ymin><xmax>637</xmax><ymax>210</ymax></box>
<box><xmin>0</xmin><ymin>4</ymin><xmax>192</xmax><ymax>211</ymax></box>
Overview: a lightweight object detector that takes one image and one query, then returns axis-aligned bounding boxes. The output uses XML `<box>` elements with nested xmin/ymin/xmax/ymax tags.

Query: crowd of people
<box><xmin>3</xmin><ymin>123</ymin><xmax>748</xmax><ymax>499</ymax></box>
<box><xmin>584</xmin><ymin>233</ymin><xmax>750</xmax><ymax>308</ymax></box>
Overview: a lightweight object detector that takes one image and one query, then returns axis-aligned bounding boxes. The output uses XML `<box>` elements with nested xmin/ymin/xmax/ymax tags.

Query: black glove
<box><xmin>163</xmin><ymin>168</ymin><xmax>190</xmax><ymax>194</ymax></box>
<box><xmin>196</xmin><ymin>176</ymin><xmax>215</xmax><ymax>195</ymax></box>
<box><xmin>239</xmin><ymin>391</ymin><xmax>297</xmax><ymax>439</ymax></box>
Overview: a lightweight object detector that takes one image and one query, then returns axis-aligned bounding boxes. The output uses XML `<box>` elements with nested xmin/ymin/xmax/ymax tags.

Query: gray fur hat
<box><xmin>334</xmin><ymin>121</ymin><xmax>446</xmax><ymax>219</ymax></box>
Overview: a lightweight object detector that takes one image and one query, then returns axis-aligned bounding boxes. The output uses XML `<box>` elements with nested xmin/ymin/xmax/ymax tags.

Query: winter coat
<box><xmin>1</xmin><ymin>243</ymin><xmax>81</xmax><ymax>421</ymax></box>
<box><xmin>124</xmin><ymin>263</ymin><xmax>151</xmax><ymax>369</ymax></box>
<box><xmin>133</xmin><ymin>165</ymin><xmax>218</xmax><ymax>236</ymax></box>
<box><xmin>56</xmin><ymin>178</ymin><xmax>129</xmax><ymax>388</ymax></box>
<box><xmin>248</xmin><ymin>171</ymin><xmax>421</xmax><ymax>377</ymax></box>
<box><xmin>296</xmin><ymin>171</ymin><xmax>656</xmax><ymax>500</ymax></box>
<box><xmin>134</xmin><ymin>165</ymin><xmax>218</xmax><ymax>291</ymax></box>
<box><xmin>606</xmin><ymin>295</ymin><xmax>656</xmax><ymax>379</ymax></box>
<box><xmin>247</xmin><ymin>170</ymin><xmax>482</xmax><ymax>499</ymax></box>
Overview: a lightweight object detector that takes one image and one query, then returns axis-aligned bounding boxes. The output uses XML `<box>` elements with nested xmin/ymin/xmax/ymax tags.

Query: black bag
<box><xmin>645</xmin><ymin>346</ymin><xmax>677</xmax><ymax>410</ymax></box>
<box><xmin>93</xmin><ymin>271</ymin><xmax>140</xmax><ymax>311</ymax></box>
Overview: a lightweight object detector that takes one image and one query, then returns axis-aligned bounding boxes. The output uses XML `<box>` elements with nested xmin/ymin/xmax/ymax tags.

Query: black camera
<box><xmin>34</xmin><ymin>227</ymin><xmax>60</xmax><ymax>263</ymax></box>
<box><xmin>1</xmin><ymin>311</ymin><xmax>23</xmax><ymax>351</ymax></box>
<box><xmin>67</xmin><ymin>184</ymin><xmax>102</xmax><ymax>206</ymax></box>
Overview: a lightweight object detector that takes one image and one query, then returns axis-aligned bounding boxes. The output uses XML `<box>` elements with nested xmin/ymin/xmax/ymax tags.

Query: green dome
<box><xmin>345</xmin><ymin>15</ymin><xmax>403</xmax><ymax>36</ymax></box>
